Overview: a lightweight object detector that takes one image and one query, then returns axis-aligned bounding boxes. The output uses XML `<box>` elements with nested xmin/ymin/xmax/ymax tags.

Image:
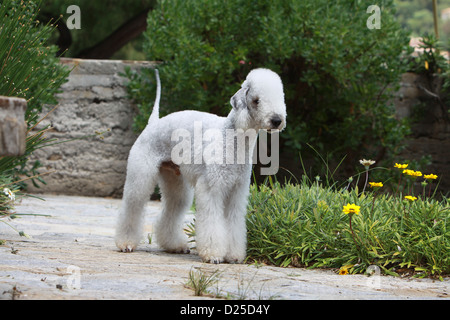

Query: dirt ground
<box><xmin>1</xmin><ymin>194</ymin><xmax>449</xmax><ymax>300</ymax></box>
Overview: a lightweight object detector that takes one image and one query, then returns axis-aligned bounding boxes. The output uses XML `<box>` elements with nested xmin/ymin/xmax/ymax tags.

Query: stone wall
<box><xmin>395</xmin><ymin>73</ymin><xmax>449</xmax><ymax>194</ymax></box>
<box><xmin>27</xmin><ymin>60</ymin><xmax>449</xmax><ymax>197</ymax></box>
<box><xmin>0</xmin><ymin>96</ymin><xmax>27</xmax><ymax>156</ymax></box>
<box><xmin>27</xmin><ymin>58</ymin><xmax>156</xmax><ymax>197</ymax></box>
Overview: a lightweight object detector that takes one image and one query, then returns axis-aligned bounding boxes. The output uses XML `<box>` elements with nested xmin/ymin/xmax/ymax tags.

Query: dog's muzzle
<box><xmin>268</xmin><ymin>114</ymin><xmax>285</xmax><ymax>131</ymax></box>
<box><xmin>270</xmin><ymin>116</ymin><xmax>282</xmax><ymax>129</ymax></box>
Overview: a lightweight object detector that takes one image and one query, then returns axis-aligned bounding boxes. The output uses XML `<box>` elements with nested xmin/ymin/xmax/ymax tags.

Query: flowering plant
<box><xmin>247</xmin><ymin>157</ymin><xmax>448</xmax><ymax>278</ymax></box>
<box><xmin>404</xmin><ymin>195</ymin><xmax>417</xmax><ymax>202</ymax></box>
<box><xmin>369</xmin><ymin>182</ymin><xmax>383</xmax><ymax>188</ymax></box>
<box><xmin>342</xmin><ymin>203</ymin><xmax>360</xmax><ymax>215</ymax></box>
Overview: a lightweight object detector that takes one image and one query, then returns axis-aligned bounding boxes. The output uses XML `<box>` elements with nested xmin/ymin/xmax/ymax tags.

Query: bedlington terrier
<box><xmin>115</xmin><ymin>68</ymin><xmax>286</xmax><ymax>264</ymax></box>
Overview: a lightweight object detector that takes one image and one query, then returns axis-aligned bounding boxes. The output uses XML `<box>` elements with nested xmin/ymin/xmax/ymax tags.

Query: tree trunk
<box><xmin>76</xmin><ymin>9</ymin><xmax>150</xmax><ymax>59</ymax></box>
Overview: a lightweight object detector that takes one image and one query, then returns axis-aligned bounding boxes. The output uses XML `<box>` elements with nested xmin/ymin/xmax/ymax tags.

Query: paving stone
<box><xmin>0</xmin><ymin>195</ymin><xmax>449</xmax><ymax>300</ymax></box>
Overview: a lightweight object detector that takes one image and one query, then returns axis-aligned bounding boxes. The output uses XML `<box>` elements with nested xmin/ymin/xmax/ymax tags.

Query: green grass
<box><xmin>185</xmin><ymin>268</ymin><xmax>221</xmax><ymax>297</ymax></box>
<box><xmin>246</xmin><ymin>176</ymin><xmax>450</xmax><ymax>279</ymax></box>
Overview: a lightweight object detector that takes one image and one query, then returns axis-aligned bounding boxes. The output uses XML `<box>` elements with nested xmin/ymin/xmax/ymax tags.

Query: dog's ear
<box><xmin>230</xmin><ymin>86</ymin><xmax>249</xmax><ymax>110</ymax></box>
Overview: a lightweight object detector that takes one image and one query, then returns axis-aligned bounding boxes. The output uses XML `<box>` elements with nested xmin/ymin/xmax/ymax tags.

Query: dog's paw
<box><xmin>166</xmin><ymin>247</ymin><xmax>190</xmax><ymax>254</ymax></box>
<box><xmin>116</xmin><ymin>243</ymin><xmax>137</xmax><ymax>253</ymax></box>
<box><xmin>202</xmin><ymin>256</ymin><xmax>224</xmax><ymax>264</ymax></box>
<box><xmin>159</xmin><ymin>240</ymin><xmax>190</xmax><ymax>254</ymax></box>
<box><xmin>225</xmin><ymin>257</ymin><xmax>244</xmax><ymax>264</ymax></box>
<box><xmin>224</xmin><ymin>251</ymin><xmax>246</xmax><ymax>264</ymax></box>
<box><xmin>121</xmin><ymin>245</ymin><xmax>136</xmax><ymax>253</ymax></box>
<box><xmin>115</xmin><ymin>236</ymin><xmax>139</xmax><ymax>253</ymax></box>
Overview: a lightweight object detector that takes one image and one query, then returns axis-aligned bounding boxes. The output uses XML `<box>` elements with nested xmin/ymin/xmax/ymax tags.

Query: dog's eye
<box><xmin>253</xmin><ymin>98</ymin><xmax>260</xmax><ymax>105</ymax></box>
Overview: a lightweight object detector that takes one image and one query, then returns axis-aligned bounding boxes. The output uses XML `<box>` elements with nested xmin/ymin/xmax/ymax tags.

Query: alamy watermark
<box><xmin>170</xmin><ymin>122</ymin><xmax>280</xmax><ymax>175</ymax></box>
<box><xmin>66</xmin><ymin>265</ymin><xmax>81</xmax><ymax>290</ymax></box>
<box><xmin>365</xmin><ymin>265</ymin><xmax>381</xmax><ymax>289</ymax></box>
<box><xmin>366</xmin><ymin>5</ymin><xmax>381</xmax><ymax>30</ymax></box>
<box><xmin>65</xmin><ymin>4</ymin><xmax>380</xmax><ymax>31</ymax></box>
<box><xmin>66</xmin><ymin>5</ymin><xmax>81</xmax><ymax>30</ymax></box>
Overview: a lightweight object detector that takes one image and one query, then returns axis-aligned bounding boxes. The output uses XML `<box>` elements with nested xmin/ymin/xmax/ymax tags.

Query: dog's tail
<box><xmin>148</xmin><ymin>68</ymin><xmax>161</xmax><ymax>123</ymax></box>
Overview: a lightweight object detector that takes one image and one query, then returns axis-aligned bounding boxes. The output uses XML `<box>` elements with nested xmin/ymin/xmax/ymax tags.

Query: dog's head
<box><xmin>230</xmin><ymin>68</ymin><xmax>287</xmax><ymax>132</ymax></box>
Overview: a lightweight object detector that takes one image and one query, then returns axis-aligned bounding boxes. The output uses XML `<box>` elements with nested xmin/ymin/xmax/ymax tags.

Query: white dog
<box><xmin>115</xmin><ymin>68</ymin><xmax>286</xmax><ymax>263</ymax></box>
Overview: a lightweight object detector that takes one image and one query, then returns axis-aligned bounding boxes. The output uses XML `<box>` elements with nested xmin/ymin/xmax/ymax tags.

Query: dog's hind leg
<box><xmin>154</xmin><ymin>166</ymin><xmax>193</xmax><ymax>253</ymax></box>
<box><xmin>115</xmin><ymin>148</ymin><xmax>158</xmax><ymax>252</ymax></box>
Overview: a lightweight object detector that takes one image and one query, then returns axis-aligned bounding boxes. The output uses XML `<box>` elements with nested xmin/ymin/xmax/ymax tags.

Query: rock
<box><xmin>0</xmin><ymin>96</ymin><xmax>27</xmax><ymax>156</ymax></box>
<box><xmin>26</xmin><ymin>59</ymin><xmax>157</xmax><ymax>197</ymax></box>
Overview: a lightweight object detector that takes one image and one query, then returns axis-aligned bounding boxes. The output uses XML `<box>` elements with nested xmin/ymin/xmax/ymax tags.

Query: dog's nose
<box><xmin>270</xmin><ymin>116</ymin><xmax>282</xmax><ymax>129</ymax></box>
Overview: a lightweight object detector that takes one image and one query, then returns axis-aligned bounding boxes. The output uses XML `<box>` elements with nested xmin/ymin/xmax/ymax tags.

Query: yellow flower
<box><xmin>411</xmin><ymin>171</ymin><xmax>422</xmax><ymax>177</ymax></box>
<box><xmin>424</xmin><ymin>174</ymin><xmax>438</xmax><ymax>180</ymax></box>
<box><xmin>338</xmin><ymin>264</ymin><xmax>354</xmax><ymax>275</ymax></box>
<box><xmin>343</xmin><ymin>203</ymin><xmax>360</xmax><ymax>215</ymax></box>
<box><xmin>339</xmin><ymin>267</ymin><xmax>349</xmax><ymax>275</ymax></box>
<box><xmin>404</xmin><ymin>195</ymin><xmax>417</xmax><ymax>202</ymax></box>
<box><xmin>403</xmin><ymin>169</ymin><xmax>422</xmax><ymax>177</ymax></box>
<box><xmin>394</xmin><ymin>163</ymin><xmax>408</xmax><ymax>169</ymax></box>
<box><xmin>369</xmin><ymin>182</ymin><xmax>383</xmax><ymax>188</ymax></box>
<box><xmin>425</xmin><ymin>60</ymin><xmax>429</xmax><ymax>70</ymax></box>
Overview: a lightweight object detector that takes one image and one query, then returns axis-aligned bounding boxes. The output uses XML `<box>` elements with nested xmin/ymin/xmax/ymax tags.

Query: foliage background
<box><xmin>40</xmin><ymin>0</ymin><xmax>156</xmax><ymax>59</ymax></box>
<box><xmin>36</xmin><ymin>1</ymin><xmax>450</xmax><ymax>59</ymax></box>
<box><xmin>395</xmin><ymin>0</ymin><xmax>450</xmax><ymax>47</ymax></box>
<box><xmin>126</xmin><ymin>0</ymin><xmax>413</xmax><ymax>177</ymax></box>
<box><xmin>0</xmin><ymin>0</ymin><xmax>70</xmax><ymax>189</ymax></box>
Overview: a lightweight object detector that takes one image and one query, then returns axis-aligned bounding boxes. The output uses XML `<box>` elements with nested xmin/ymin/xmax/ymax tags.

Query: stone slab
<box><xmin>0</xmin><ymin>194</ymin><xmax>449</xmax><ymax>300</ymax></box>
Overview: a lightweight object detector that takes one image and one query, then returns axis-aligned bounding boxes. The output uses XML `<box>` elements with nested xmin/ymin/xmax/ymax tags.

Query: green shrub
<box><xmin>246</xmin><ymin>174</ymin><xmax>450</xmax><ymax>278</ymax></box>
<box><xmin>0</xmin><ymin>0</ymin><xmax>70</xmax><ymax>222</ymax></box>
<box><xmin>127</xmin><ymin>0</ymin><xmax>411</xmax><ymax>167</ymax></box>
<box><xmin>0</xmin><ymin>0</ymin><xmax>69</xmax><ymax>124</ymax></box>
<box><xmin>0</xmin><ymin>0</ymin><xmax>70</xmax><ymax>186</ymax></box>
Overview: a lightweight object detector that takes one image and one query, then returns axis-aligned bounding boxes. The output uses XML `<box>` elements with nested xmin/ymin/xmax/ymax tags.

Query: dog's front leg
<box><xmin>194</xmin><ymin>178</ymin><xmax>228</xmax><ymax>264</ymax></box>
<box><xmin>224</xmin><ymin>181</ymin><xmax>250</xmax><ymax>263</ymax></box>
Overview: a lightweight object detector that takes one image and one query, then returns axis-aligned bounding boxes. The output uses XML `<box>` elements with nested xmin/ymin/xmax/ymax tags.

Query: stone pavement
<box><xmin>0</xmin><ymin>194</ymin><xmax>449</xmax><ymax>300</ymax></box>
